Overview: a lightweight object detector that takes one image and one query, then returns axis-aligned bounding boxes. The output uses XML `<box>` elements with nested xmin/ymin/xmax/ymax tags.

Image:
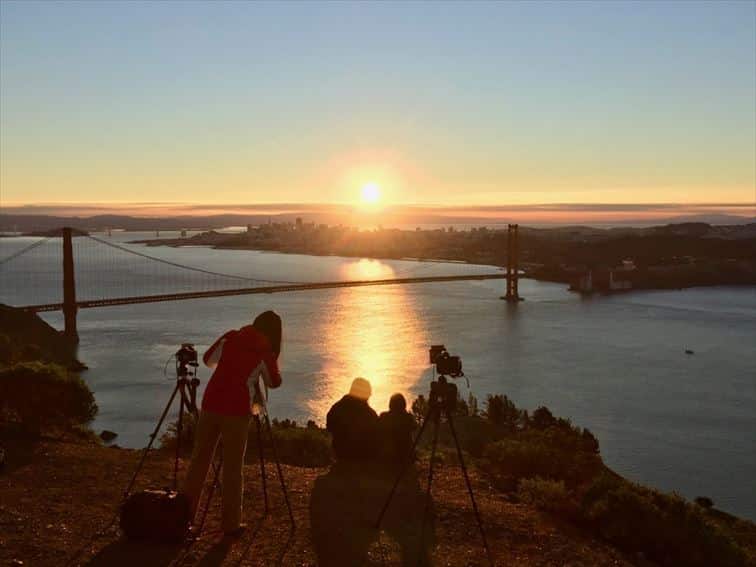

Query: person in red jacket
<box><xmin>183</xmin><ymin>310</ymin><xmax>282</xmax><ymax>536</ymax></box>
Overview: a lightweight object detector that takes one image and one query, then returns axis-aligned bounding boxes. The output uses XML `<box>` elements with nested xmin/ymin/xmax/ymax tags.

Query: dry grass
<box><xmin>0</xmin><ymin>435</ymin><xmax>640</xmax><ymax>566</ymax></box>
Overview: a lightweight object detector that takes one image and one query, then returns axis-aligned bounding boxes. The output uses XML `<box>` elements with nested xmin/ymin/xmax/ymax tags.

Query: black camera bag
<box><xmin>120</xmin><ymin>489</ymin><xmax>191</xmax><ymax>542</ymax></box>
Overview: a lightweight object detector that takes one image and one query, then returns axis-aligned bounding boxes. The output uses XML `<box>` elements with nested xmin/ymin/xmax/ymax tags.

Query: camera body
<box><xmin>429</xmin><ymin>344</ymin><xmax>463</xmax><ymax>378</ymax></box>
<box><xmin>428</xmin><ymin>344</ymin><xmax>464</xmax><ymax>413</ymax></box>
<box><xmin>175</xmin><ymin>343</ymin><xmax>198</xmax><ymax>376</ymax></box>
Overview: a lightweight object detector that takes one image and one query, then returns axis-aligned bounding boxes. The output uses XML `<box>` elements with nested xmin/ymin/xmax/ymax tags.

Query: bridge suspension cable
<box><xmin>83</xmin><ymin>235</ymin><xmax>461</xmax><ymax>283</ymax></box>
<box><xmin>0</xmin><ymin>236</ymin><xmax>52</xmax><ymax>266</ymax></box>
<box><xmin>83</xmin><ymin>234</ymin><xmax>306</xmax><ymax>285</ymax></box>
<box><xmin>1</xmin><ymin>227</ymin><xmax>510</xmax><ymax>327</ymax></box>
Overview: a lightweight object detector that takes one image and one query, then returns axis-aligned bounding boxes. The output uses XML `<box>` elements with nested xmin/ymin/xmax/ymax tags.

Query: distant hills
<box><xmin>1</xmin><ymin>211</ymin><xmax>754</xmax><ymax>233</ymax></box>
<box><xmin>520</xmin><ymin>222</ymin><xmax>756</xmax><ymax>241</ymax></box>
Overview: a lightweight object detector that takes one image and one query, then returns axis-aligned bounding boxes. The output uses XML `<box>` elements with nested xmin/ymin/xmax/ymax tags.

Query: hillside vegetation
<box><xmin>1</xmin><ymin>307</ymin><xmax>754</xmax><ymax>565</ymax></box>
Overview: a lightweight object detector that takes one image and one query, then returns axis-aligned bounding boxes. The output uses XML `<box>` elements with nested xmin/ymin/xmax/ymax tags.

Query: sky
<box><xmin>1</xmin><ymin>0</ymin><xmax>754</xmax><ymax>214</ymax></box>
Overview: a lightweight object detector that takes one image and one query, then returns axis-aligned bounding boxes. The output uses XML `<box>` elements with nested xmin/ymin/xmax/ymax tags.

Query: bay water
<box><xmin>2</xmin><ymin>232</ymin><xmax>754</xmax><ymax>520</ymax></box>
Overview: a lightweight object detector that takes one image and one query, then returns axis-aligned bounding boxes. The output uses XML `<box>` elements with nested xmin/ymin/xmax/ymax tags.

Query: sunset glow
<box><xmin>308</xmin><ymin>284</ymin><xmax>427</xmax><ymax>421</ymax></box>
<box><xmin>0</xmin><ymin>2</ymin><xmax>753</xmax><ymax>213</ymax></box>
<box><xmin>360</xmin><ymin>183</ymin><xmax>381</xmax><ymax>206</ymax></box>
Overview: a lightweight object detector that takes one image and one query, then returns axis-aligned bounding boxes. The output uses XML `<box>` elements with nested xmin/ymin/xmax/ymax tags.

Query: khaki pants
<box><xmin>183</xmin><ymin>410</ymin><xmax>250</xmax><ymax>531</ymax></box>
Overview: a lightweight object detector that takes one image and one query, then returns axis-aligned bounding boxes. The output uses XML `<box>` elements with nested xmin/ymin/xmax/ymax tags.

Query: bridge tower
<box><xmin>503</xmin><ymin>223</ymin><xmax>522</xmax><ymax>302</ymax></box>
<box><xmin>62</xmin><ymin>227</ymin><xmax>79</xmax><ymax>342</ymax></box>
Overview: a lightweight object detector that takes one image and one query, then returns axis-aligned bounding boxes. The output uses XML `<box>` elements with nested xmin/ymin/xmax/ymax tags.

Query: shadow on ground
<box><xmin>85</xmin><ymin>538</ymin><xmax>183</xmax><ymax>567</ymax></box>
<box><xmin>310</xmin><ymin>461</ymin><xmax>433</xmax><ymax>566</ymax></box>
<box><xmin>0</xmin><ymin>430</ymin><xmax>40</xmax><ymax>475</ymax></box>
<box><xmin>194</xmin><ymin>539</ymin><xmax>233</xmax><ymax>567</ymax></box>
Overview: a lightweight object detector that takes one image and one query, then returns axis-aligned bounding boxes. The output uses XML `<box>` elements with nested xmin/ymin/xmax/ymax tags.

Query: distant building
<box><xmin>609</xmin><ymin>270</ymin><xmax>632</xmax><ymax>291</ymax></box>
<box><xmin>609</xmin><ymin>259</ymin><xmax>635</xmax><ymax>290</ymax></box>
<box><xmin>571</xmin><ymin>260</ymin><xmax>635</xmax><ymax>293</ymax></box>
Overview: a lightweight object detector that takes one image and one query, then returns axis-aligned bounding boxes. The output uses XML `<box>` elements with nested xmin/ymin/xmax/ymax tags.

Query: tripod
<box><xmin>64</xmin><ymin>354</ymin><xmax>207</xmax><ymax>566</ymax></box>
<box><xmin>192</xmin><ymin>408</ymin><xmax>296</xmax><ymax>535</ymax></box>
<box><xmin>123</xmin><ymin>356</ymin><xmax>203</xmax><ymax>501</ymax></box>
<box><xmin>375</xmin><ymin>375</ymin><xmax>494</xmax><ymax>567</ymax></box>
<box><xmin>251</xmin><ymin>403</ymin><xmax>296</xmax><ymax>527</ymax></box>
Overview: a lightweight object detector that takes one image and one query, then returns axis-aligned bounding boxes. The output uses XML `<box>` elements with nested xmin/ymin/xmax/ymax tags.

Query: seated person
<box><xmin>377</xmin><ymin>393</ymin><xmax>416</xmax><ymax>464</ymax></box>
<box><xmin>326</xmin><ymin>378</ymin><xmax>378</xmax><ymax>461</ymax></box>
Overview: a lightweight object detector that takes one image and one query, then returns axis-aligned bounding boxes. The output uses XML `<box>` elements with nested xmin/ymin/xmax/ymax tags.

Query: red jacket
<box><xmin>201</xmin><ymin>325</ymin><xmax>282</xmax><ymax>416</ymax></box>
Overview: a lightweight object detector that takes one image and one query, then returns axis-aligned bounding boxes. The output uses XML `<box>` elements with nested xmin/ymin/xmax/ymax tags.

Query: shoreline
<box><xmin>130</xmin><ymin>236</ymin><xmax>756</xmax><ymax>295</ymax></box>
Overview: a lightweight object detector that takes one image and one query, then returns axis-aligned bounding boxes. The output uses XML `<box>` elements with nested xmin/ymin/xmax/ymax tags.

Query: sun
<box><xmin>360</xmin><ymin>182</ymin><xmax>381</xmax><ymax>205</ymax></box>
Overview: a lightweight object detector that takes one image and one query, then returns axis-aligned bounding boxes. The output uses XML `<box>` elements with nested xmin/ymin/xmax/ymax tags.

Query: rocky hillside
<box><xmin>0</xmin><ymin>305</ymin><xmax>84</xmax><ymax>370</ymax></box>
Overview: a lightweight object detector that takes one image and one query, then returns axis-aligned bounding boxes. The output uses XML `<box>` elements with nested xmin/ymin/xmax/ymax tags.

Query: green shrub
<box><xmin>518</xmin><ymin>477</ymin><xmax>574</xmax><ymax>516</ymax></box>
<box><xmin>159</xmin><ymin>411</ymin><xmax>197</xmax><ymax>456</ymax></box>
<box><xmin>411</xmin><ymin>394</ymin><xmax>429</xmax><ymax>424</ymax></box>
<box><xmin>695</xmin><ymin>496</ymin><xmax>714</xmax><ymax>509</ymax></box>
<box><xmin>483</xmin><ymin>426</ymin><xmax>602</xmax><ymax>489</ymax></box>
<box><xmin>454</xmin><ymin>391</ymin><xmax>470</xmax><ymax>416</ymax></box>
<box><xmin>434</xmin><ymin>414</ymin><xmax>502</xmax><ymax>457</ymax></box>
<box><xmin>483</xmin><ymin>394</ymin><xmax>523</xmax><ymax>430</ymax></box>
<box><xmin>266</xmin><ymin>422</ymin><xmax>332</xmax><ymax>467</ymax></box>
<box><xmin>160</xmin><ymin>413</ymin><xmax>333</xmax><ymax>467</ymax></box>
<box><xmin>524</xmin><ymin>406</ymin><xmax>600</xmax><ymax>454</ymax></box>
<box><xmin>0</xmin><ymin>361</ymin><xmax>97</xmax><ymax>433</ymax></box>
<box><xmin>581</xmin><ymin>474</ymin><xmax>745</xmax><ymax>567</ymax></box>
<box><xmin>581</xmin><ymin>428</ymin><xmax>600</xmax><ymax>454</ymax></box>
<box><xmin>529</xmin><ymin>406</ymin><xmax>583</xmax><ymax>432</ymax></box>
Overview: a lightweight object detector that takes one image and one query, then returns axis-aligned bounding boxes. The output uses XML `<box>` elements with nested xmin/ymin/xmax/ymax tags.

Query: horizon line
<box><xmin>3</xmin><ymin>201</ymin><xmax>755</xmax><ymax>211</ymax></box>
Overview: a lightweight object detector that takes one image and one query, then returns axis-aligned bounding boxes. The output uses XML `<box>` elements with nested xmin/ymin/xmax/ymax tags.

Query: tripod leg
<box><xmin>255</xmin><ymin>415</ymin><xmax>269</xmax><ymax>514</ymax></box>
<box><xmin>263</xmin><ymin>414</ymin><xmax>296</xmax><ymax>528</ymax></box>
<box><xmin>375</xmin><ymin>407</ymin><xmax>433</xmax><ymax>529</ymax></box>
<box><xmin>173</xmin><ymin>382</ymin><xmax>186</xmax><ymax>491</ymax></box>
<box><xmin>418</xmin><ymin>413</ymin><xmax>440</xmax><ymax>564</ymax></box>
<box><xmin>445</xmin><ymin>411</ymin><xmax>494</xmax><ymax>567</ymax></box>
<box><xmin>123</xmin><ymin>382</ymin><xmax>181</xmax><ymax>500</ymax></box>
<box><xmin>195</xmin><ymin>452</ymin><xmax>222</xmax><ymax>537</ymax></box>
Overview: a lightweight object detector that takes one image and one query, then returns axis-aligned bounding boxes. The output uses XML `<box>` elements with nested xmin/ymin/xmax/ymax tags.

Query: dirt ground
<box><xmin>0</xmin><ymin>436</ymin><xmax>637</xmax><ymax>566</ymax></box>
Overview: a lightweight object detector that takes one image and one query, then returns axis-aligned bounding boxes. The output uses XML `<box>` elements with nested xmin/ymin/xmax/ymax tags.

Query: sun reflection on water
<box><xmin>342</xmin><ymin>258</ymin><xmax>396</xmax><ymax>280</ymax></box>
<box><xmin>308</xmin><ymin>260</ymin><xmax>428</xmax><ymax>419</ymax></box>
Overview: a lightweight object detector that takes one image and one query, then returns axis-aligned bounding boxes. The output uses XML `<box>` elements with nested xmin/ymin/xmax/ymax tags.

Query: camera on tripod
<box><xmin>175</xmin><ymin>343</ymin><xmax>199</xmax><ymax>377</ymax></box>
<box><xmin>429</xmin><ymin>344</ymin><xmax>463</xmax><ymax>378</ymax></box>
<box><xmin>377</xmin><ymin>343</ymin><xmax>493</xmax><ymax>564</ymax></box>
<box><xmin>428</xmin><ymin>344</ymin><xmax>464</xmax><ymax>414</ymax></box>
<box><xmin>121</xmin><ymin>343</ymin><xmax>201</xmax><ymax>543</ymax></box>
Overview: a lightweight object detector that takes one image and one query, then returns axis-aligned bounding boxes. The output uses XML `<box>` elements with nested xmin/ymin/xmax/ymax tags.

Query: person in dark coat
<box><xmin>377</xmin><ymin>393</ymin><xmax>416</xmax><ymax>464</ymax></box>
<box><xmin>326</xmin><ymin>377</ymin><xmax>378</xmax><ymax>461</ymax></box>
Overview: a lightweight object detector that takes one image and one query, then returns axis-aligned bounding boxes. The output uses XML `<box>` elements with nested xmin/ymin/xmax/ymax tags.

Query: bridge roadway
<box><xmin>20</xmin><ymin>273</ymin><xmax>507</xmax><ymax>313</ymax></box>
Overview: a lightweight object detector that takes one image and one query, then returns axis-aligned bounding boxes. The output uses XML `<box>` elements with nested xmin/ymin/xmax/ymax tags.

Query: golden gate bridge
<box><xmin>0</xmin><ymin>226</ymin><xmax>522</xmax><ymax>341</ymax></box>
